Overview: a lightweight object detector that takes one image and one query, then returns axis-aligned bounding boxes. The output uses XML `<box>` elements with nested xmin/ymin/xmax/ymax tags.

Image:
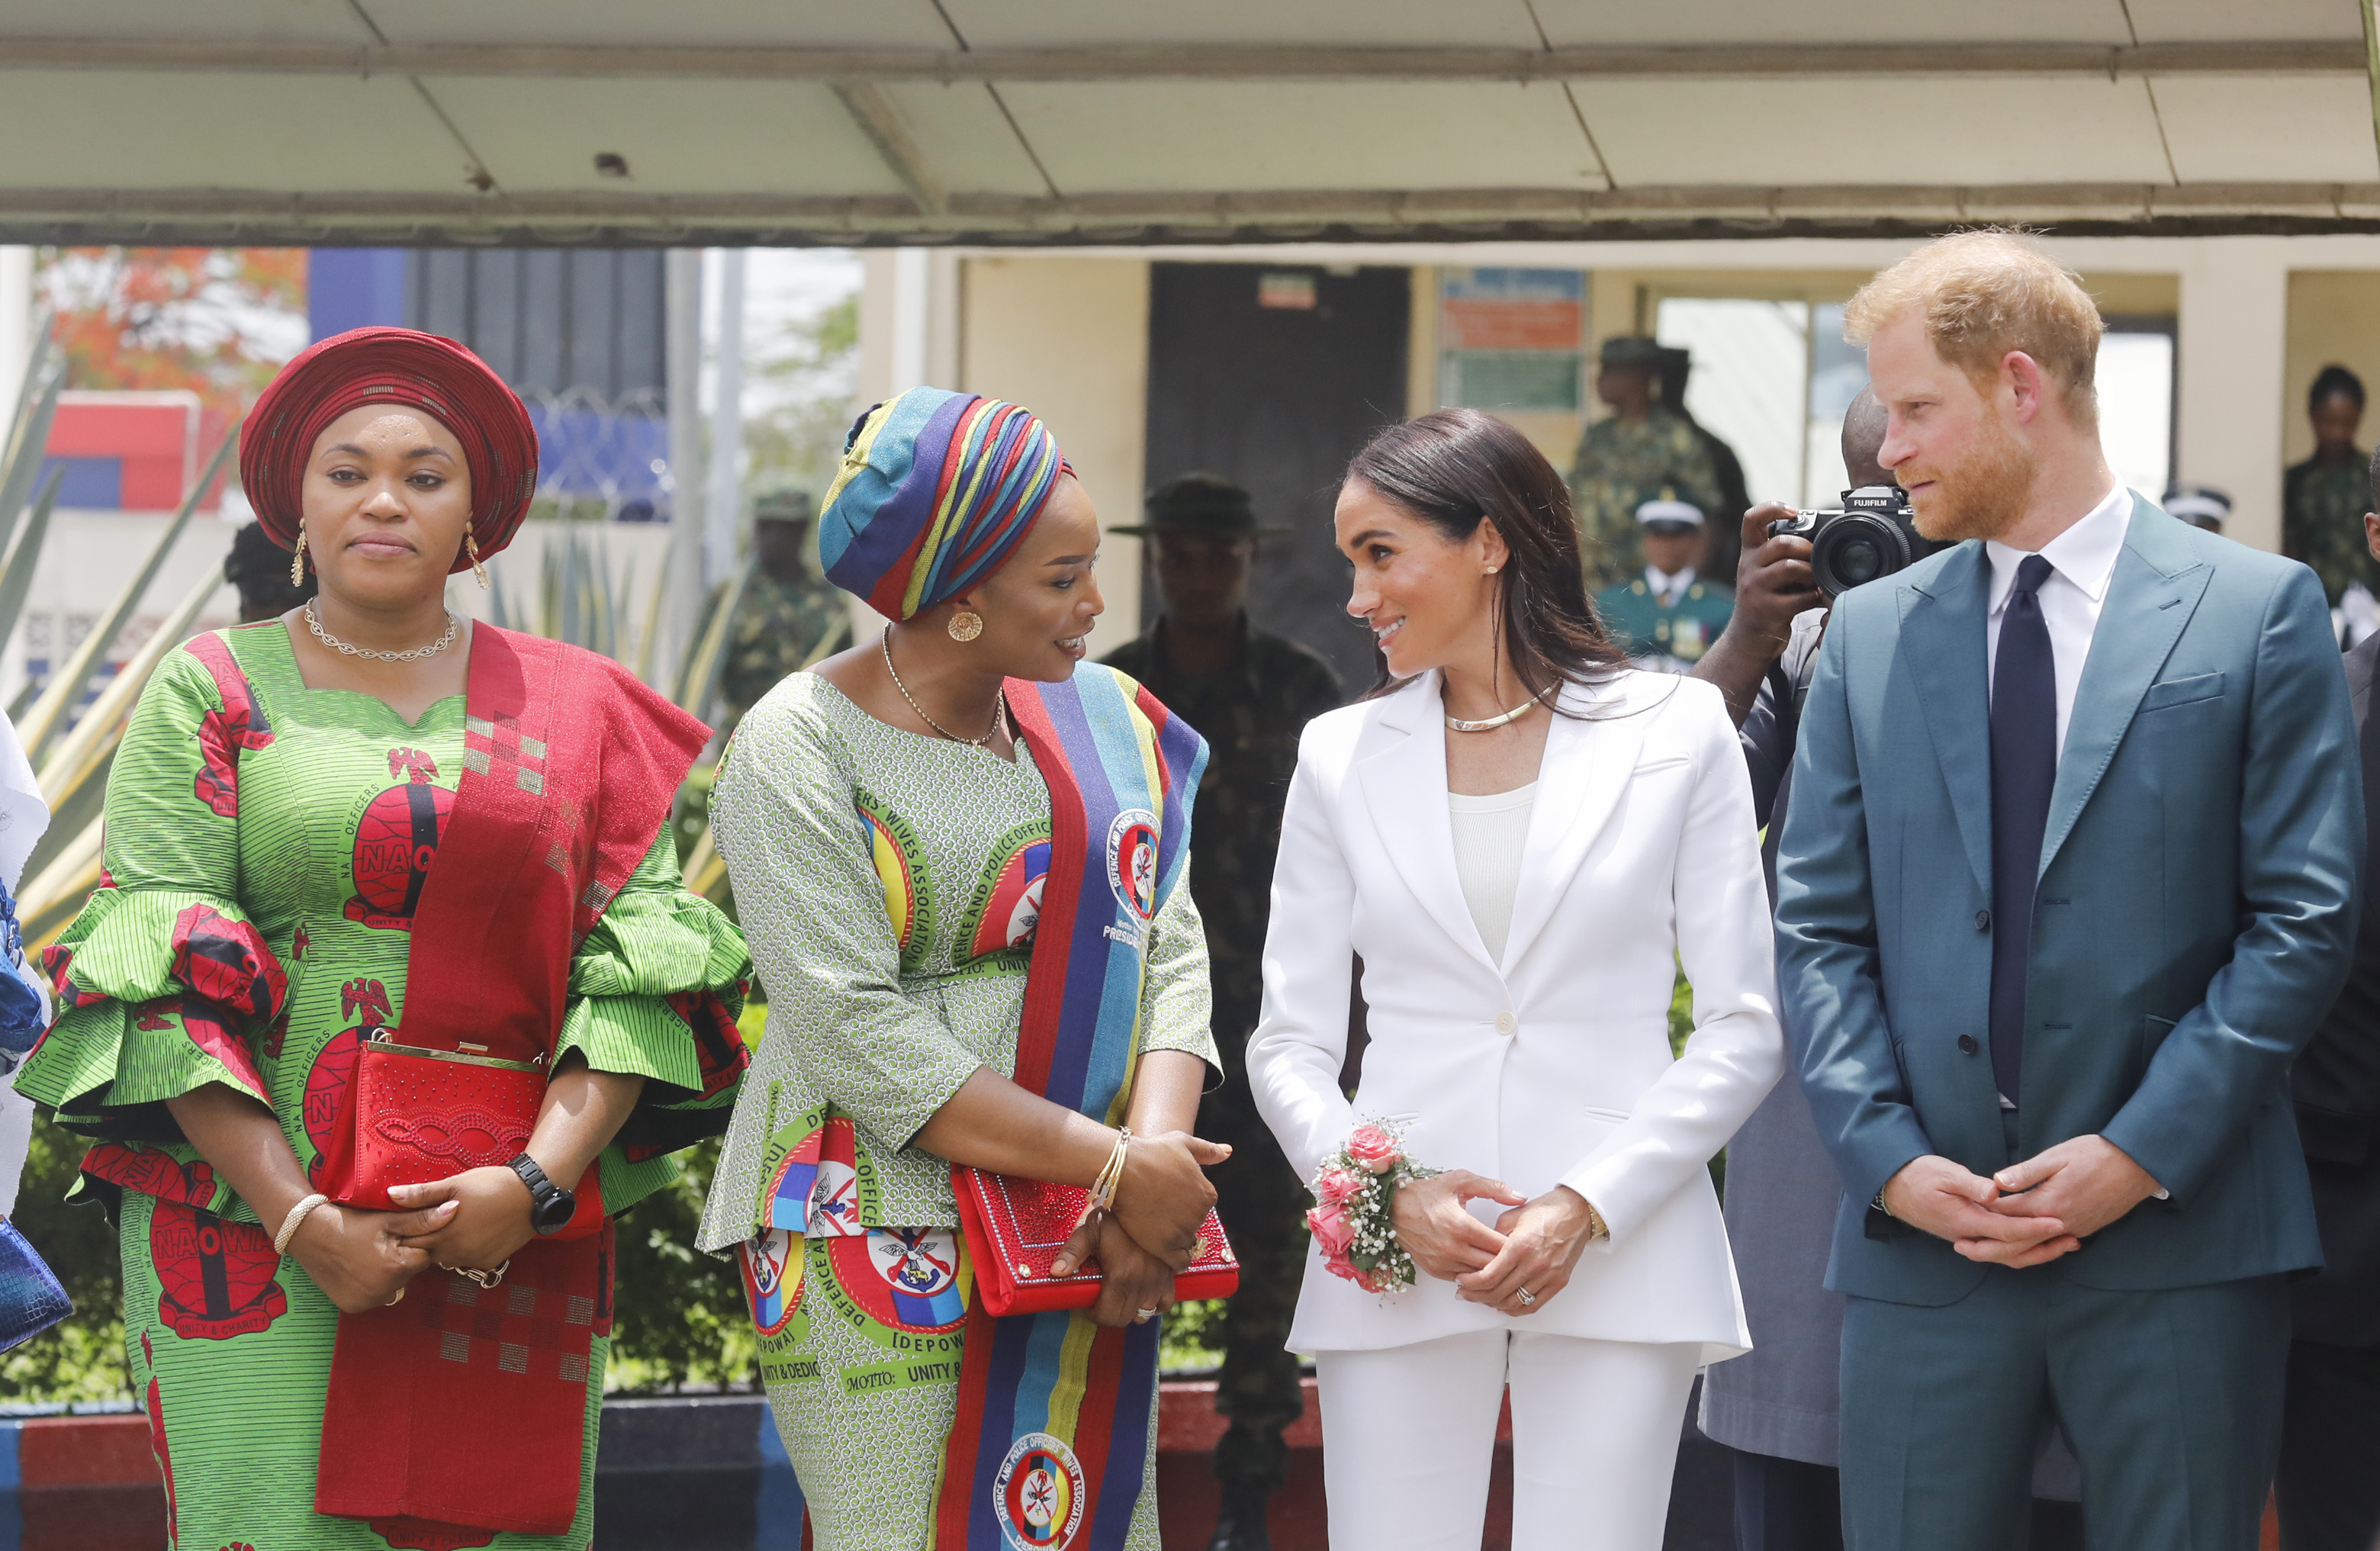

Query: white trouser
<box><xmin>1314</xmin><ymin>1328</ymin><xmax>1701</xmax><ymax>1551</ymax></box>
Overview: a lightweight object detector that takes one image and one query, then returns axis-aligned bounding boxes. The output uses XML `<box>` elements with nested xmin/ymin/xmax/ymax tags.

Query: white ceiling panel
<box><xmin>429</xmin><ymin>78</ymin><xmax>906</xmax><ymax>195</ymax></box>
<box><xmin>2125</xmin><ymin>0</ymin><xmax>2362</xmax><ymax>44</ymax></box>
<box><xmin>0</xmin><ymin>70</ymin><xmax>471</xmax><ymax>191</ymax></box>
<box><xmin>1530</xmin><ymin>0</ymin><xmax>2130</xmax><ymax>48</ymax></box>
<box><xmin>876</xmin><ymin>82</ymin><xmax>1054</xmax><ymax>198</ymax></box>
<box><xmin>999</xmin><ymin>81</ymin><xmax>1601</xmax><ymax>192</ymax></box>
<box><xmin>2154</xmin><ymin>76</ymin><xmax>2380</xmax><ymax>182</ymax></box>
<box><xmin>1584</xmin><ymin>77</ymin><xmax>2175</xmax><ymax>186</ymax></box>
<box><xmin>939</xmin><ymin>0</ymin><xmax>1539</xmax><ymax>50</ymax></box>
<box><xmin>0</xmin><ymin>0</ymin><xmax>364</xmax><ymax>43</ymax></box>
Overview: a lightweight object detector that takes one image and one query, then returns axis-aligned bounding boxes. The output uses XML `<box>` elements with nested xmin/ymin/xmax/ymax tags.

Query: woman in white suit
<box><xmin>1249</xmin><ymin>410</ymin><xmax>1783</xmax><ymax>1549</ymax></box>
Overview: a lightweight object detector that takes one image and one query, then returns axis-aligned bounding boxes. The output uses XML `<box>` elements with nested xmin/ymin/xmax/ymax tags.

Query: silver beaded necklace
<box><xmin>305</xmin><ymin>600</ymin><xmax>459</xmax><ymax>664</ymax></box>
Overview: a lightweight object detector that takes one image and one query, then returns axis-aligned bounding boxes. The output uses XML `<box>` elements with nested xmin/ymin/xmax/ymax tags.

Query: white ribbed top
<box><xmin>1447</xmin><ymin>781</ymin><xmax>1536</xmax><ymax>965</ymax></box>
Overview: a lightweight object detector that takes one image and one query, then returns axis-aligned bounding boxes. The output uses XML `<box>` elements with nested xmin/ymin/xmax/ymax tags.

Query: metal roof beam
<box><xmin>2</xmin><ymin>181</ymin><xmax>2372</xmax><ymax>246</ymax></box>
<box><xmin>0</xmin><ymin>37</ymin><xmax>2359</xmax><ymax>82</ymax></box>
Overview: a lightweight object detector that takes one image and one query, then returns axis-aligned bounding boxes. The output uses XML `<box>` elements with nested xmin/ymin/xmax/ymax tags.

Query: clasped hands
<box><xmin>286</xmin><ymin>1166</ymin><xmax>542</xmax><ymax>1314</ymax></box>
<box><xmin>1880</xmin><ymin>1135</ymin><xmax>2165</xmax><ymax>1267</ymax></box>
<box><xmin>1392</xmin><ymin>1170</ymin><xmax>1600</xmax><ymax>1316</ymax></box>
<box><xmin>1046</xmin><ymin>1128</ymin><xmax>1230</xmax><ymax>1330</ymax></box>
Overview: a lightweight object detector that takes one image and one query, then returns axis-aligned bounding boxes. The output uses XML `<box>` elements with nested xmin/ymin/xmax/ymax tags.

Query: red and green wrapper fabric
<box><xmin>931</xmin><ymin>662</ymin><xmax>1207</xmax><ymax>1551</ymax></box>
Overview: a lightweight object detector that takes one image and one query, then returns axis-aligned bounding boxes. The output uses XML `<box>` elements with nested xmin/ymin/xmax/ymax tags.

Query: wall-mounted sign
<box><xmin>1258</xmin><ymin>272</ymin><xmax>1319</xmax><ymax>311</ymax></box>
<box><xmin>1440</xmin><ymin>269</ymin><xmax>1585</xmax><ymax>413</ymax></box>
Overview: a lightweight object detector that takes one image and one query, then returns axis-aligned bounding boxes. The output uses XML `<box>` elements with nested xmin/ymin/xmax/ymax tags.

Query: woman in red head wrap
<box><xmin>17</xmin><ymin>327</ymin><xmax>752</xmax><ymax>1549</ymax></box>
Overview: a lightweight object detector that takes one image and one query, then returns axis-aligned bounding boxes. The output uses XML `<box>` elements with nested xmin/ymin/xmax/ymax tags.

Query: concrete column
<box><xmin>890</xmin><ymin>248</ymin><xmax>931</xmax><ymax>394</ymax></box>
<box><xmin>2176</xmin><ymin>239</ymin><xmax>2290</xmax><ymax>553</ymax></box>
<box><xmin>705</xmin><ymin>249</ymin><xmax>747</xmax><ymax>587</ymax></box>
<box><xmin>664</xmin><ymin>249</ymin><xmax>706</xmax><ymax>685</ymax></box>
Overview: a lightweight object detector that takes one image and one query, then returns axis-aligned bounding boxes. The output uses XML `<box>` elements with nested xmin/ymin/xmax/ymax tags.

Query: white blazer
<box><xmin>1247</xmin><ymin>668</ymin><xmax>1783</xmax><ymax>1362</ymax></box>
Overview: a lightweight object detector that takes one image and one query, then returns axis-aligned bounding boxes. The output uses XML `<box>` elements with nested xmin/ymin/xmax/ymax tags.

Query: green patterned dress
<box><xmin>15</xmin><ymin>621</ymin><xmax>749</xmax><ymax>1551</ymax></box>
<box><xmin>698</xmin><ymin>671</ymin><xmax>1217</xmax><ymax>1551</ymax></box>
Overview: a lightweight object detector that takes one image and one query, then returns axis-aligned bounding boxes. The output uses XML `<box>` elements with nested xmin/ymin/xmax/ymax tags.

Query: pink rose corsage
<box><xmin>1305</xmin><ymin>1118</ymin><xmax>1439</xmax><ymax>1295</ymax></box>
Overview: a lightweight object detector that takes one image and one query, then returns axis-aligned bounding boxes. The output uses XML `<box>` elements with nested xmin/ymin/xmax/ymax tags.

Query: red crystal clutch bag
<box><xmin>952</xmin><ymin>1165</ymin><xmax>1240</xmax><ymax>1317</ymax></box>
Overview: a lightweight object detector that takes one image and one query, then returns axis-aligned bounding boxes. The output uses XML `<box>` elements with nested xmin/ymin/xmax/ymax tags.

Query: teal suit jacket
<box><xmin>1775</xmin><ymin>499</ymin><xmax>2364</xmax><ymax>1304</ymax></box>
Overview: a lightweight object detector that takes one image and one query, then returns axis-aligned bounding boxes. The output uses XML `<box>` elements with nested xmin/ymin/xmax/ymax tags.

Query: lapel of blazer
<box><xmin>2037</xmin><ymin>499</ymin><xmax>2211</xmax><ymax>880</ymax></box>
<box><xmin>1356</xmin><ymin>673</ymin><xmax>1496</xmax><ymax>973</ymax></box>
<box><xmin>1500</xmin><ymin>676</ymin><xmax>1648</xmax><ymax>972</ymax></box>
<box><xmin>1899</xmin><ymin>542</ymin><xmax>1994</xmax><ymax>891</ymax></box>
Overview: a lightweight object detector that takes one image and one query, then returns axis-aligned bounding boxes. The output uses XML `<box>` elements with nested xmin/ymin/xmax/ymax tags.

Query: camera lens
<box><xmin>1833</xmin><ymin>537</ymin><xmax>1885</xmax><ymax>587</ymax></box>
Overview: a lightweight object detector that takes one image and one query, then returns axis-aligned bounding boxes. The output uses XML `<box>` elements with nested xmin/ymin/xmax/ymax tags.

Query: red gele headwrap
<box><xmin>239</xmin><ymin>327</ymin><xmax>539</xmax><ymax>574</ymax></box>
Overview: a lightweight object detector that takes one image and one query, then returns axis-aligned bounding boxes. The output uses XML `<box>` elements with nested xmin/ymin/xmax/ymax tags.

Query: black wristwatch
<box><xmin>510</xmin><ymin>1154</ymin><xmax>577</xmax><ymax>1237</ymax></box>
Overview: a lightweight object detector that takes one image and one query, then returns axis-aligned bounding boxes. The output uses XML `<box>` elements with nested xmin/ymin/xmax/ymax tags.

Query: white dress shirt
<box><xmin>1645</xmin><ymin>565</ymin><xmax>1697</xmax><ymax>607</ymax></box>
<box><xmin>1983</xmin><ymin>485</ymin><xmax>2132</xmax><ymax>761</ymax></box>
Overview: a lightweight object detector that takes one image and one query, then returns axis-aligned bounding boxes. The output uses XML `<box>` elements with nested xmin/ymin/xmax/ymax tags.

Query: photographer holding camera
<box><xmin>1692</xmin><ymin>387</ymin><xmax>2085</xmax><ymax>1551</ymax></box>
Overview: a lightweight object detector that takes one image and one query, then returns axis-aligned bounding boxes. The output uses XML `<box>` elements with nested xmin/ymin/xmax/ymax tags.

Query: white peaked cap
<box><xmin>1635</xmin><ymin>498</ymin><xmax>1705</xmax><ymax>528</ymax></box>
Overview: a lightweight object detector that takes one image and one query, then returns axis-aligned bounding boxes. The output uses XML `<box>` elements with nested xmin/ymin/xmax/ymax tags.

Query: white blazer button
<box><xmin>1495</xmin><ymin>1012</ymin><xmax>1517</xmax><ymax>1035</ymax></box>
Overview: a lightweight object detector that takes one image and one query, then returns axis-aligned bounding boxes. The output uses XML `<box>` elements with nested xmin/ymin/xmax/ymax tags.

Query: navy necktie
<box><xmin>1988</xmin><ymin>554</ymin><xmax>2058</xmax><ymax>1108</ymax></box>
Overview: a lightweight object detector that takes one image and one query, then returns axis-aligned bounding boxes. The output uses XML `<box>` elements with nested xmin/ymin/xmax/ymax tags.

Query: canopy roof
<box><xmin>6</xmin><ymin>0</ymin><xmax>2380</xmax><ymax>246</ymax></box>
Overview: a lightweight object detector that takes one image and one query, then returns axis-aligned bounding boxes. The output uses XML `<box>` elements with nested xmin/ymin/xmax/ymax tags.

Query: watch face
<box><xmin>532</xmin><ymin>1189</ymin><xmax>577</xmax><ymax>1234</ymax></box>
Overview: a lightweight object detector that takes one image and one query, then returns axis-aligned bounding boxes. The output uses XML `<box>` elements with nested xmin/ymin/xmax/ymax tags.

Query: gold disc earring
<box><xmin>947</xmin><ymin>610</ymin><xmax>984</xmax><ymax>643</ymax></box>
<box><xmin>290</xmin><ymin>527</ymin><xmax>307</xmax><ymax>587</ymax></box>
<box><xmin>464</xmin><ymin>522</ymin><xmax>490</xmax><ymax>590</ymax></box>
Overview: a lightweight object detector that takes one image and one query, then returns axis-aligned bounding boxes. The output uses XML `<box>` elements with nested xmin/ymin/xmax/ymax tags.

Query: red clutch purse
<box><xmin>326</xmin><ymin>1035</ymin><xmax>604</xmax><ymax>1236</ymax></box>
<box><xmin>951</xmin><ymin>1164</ymin><xmax>1239</xmax><ymax>1317</ymax></box>
<box><xmin>343</xmin><ymin>1037</ymin><xmax>545</xmax><ymax>1211</ymax></box>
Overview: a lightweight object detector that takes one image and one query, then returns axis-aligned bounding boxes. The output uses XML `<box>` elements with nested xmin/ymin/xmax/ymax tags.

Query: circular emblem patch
<box><xmin>1104</xmin><ymin>809</ymin><xmax>1159</xmax><ymax>922</ymax></box>
<box><xmin>740</xmin><ymin>1228</ymin><xmax>799</xmax><ymax>1335</ymax></box>
<box><xmin>995</xmin><ymin>1431</ymin><xmax>1086</xmax><ymax>1550</ymax></box>
<box><xmin>828</xmin><ymin>1228</ymin><xmax>967</xmax><ymax>1333</ymax></box>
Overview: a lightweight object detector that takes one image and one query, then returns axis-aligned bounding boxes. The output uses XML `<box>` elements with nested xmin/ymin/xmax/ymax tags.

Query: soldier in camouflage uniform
<box><xmin>1570</xmin><ymin>335</ymin><xmax>1722</xmax><ymax>591</ymax></box>
<box><xmin>1102</xmin><ymin>474</ymin><xmax>1343</xmax><ymax>1551</ymax></box>
<box><xmin>713</xmin><ymin>489</ymin><xmax>854</xmax><ymax>732</ymax></box>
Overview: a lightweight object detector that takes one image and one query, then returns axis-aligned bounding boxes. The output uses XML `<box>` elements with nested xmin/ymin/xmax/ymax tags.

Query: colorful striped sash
<box><xmin>931</xmin><ymin>661</ymin><xmax>1206</xmax><ymax>1551</ymax></box>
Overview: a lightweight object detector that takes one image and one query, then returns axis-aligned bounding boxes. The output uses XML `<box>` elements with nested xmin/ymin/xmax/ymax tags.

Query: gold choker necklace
<box><xmin>1444</xmin><ymin>684</ymin><xmax>1553</xmax><ymax>734</ymax></box>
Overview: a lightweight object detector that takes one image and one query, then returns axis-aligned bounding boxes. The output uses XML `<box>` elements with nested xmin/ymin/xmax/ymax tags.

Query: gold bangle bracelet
<box><xmin>1089</xmin><ymin>1127</ymin><xmax>1133</xmax><ymax>1212</ymax></box>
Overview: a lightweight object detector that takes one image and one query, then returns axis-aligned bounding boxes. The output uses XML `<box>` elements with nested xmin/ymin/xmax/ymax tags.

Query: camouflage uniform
<box><xmin>1101</xmin><ymin>617</ymin><xmax>1344</xmax><ymax>1498</ymax></box>
<box><xmin>714</xmin><ymin>567</ymin><xmax>854</xmax><ymax>732</ymax></box>
<box><xmin>1568</xmin><ymin>409</ymin><xmax>1722</xmax><ymax>591</ymax></box>
<box><xmin>2284</xmin><ymin>450</ymin><xmax>2380</xmax><ymax>605</ymax></box>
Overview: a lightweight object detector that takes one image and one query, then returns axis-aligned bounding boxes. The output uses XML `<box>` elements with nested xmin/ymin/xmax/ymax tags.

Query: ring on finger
<box><xmin>1134</xmin><ymin>1306</ymin><xmax>1159</xmax><ymax>1323</ymax></box>
<box><xmin>1515</xmin><ymin>1286</ymin><xmax>1536</xmax><ymax>1306</ymax></box>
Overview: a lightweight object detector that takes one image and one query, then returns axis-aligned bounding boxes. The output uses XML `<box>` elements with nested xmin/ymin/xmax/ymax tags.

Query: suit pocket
<box><xmin>1581</xmin><ymin>1105</ymin><xmax>1631</xmax><ymax>1124</ymax></box>
<box><xmin>1632</xmin><ymin>754</ymin><xmax>1692</xmax><ymax>775</ymax></box>
<box><xmin>2137</xmin><ymin>671</ymin><xmax>2225</xmax><ymax>713</ymax></box>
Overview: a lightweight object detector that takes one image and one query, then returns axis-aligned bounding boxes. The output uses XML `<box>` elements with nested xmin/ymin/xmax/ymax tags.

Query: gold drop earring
<box><xmin>464</xmin><ymin>520</ymin><xmax>490</xmax><ymax>590</ymax></box>
<box><xmin>290</xmin><ymin>527</ymin><xmax>307</xmax><ymax>587</ymax></box>
<box><xmin>947</xmin><ymin>609</ymin><xmax>984</xmax><ymax>642</ymax></box>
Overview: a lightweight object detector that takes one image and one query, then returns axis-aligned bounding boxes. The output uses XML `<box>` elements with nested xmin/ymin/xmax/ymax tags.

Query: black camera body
<box><xmin>1767</xmin><ymin>484</ymin><xmax>1952</xmax><ymax>598</ymax></box>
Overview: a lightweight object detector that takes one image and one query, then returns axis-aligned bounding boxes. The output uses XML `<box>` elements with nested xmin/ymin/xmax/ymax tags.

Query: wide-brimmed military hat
<box><xmin>1599</xmin><ymin>335</ymin><xmax>1666</xmax><ymax>369</ymax></box>
<box><xmin>1108</xmin><ymin>471</ymin><xmax>1289</xmax><ymax>538</ymax></box>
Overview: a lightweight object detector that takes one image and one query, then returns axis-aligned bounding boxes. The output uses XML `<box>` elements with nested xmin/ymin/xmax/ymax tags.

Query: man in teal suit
<box><xmin>1776</xmin><ymin>232</ymin><xmax>2364</xmax><ymax>1550</ymax></box>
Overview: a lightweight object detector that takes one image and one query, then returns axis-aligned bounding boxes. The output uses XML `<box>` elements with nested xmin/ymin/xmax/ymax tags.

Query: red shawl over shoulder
<box><xmin>315</xmin><ymin>626</ymin><xmax>713</xmax><ymax>1542</ymax></box>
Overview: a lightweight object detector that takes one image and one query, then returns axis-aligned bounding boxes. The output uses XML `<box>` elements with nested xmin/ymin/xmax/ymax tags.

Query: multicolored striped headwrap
<box><xmin>819</xmin><ymin>387</ymin><xmax>1072</xmax><ymax>620</ymax></box>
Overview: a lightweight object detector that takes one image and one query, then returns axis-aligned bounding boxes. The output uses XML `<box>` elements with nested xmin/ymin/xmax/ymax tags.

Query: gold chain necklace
<box><xmin>305</xmin><ymin>600</ymin><xmax>458</xmax><ymax>663</ymax></box>
<box><xmin>882</xmin><ymin>632</ymin><xmax>1006</xmax><ymax>748</ymax></box>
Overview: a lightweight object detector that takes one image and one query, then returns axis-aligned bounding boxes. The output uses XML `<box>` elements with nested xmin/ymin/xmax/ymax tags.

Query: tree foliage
<box><xmin>36</xmin><ymin>246</ymin><xmax>308</xmax><ymax>431</ymax></box>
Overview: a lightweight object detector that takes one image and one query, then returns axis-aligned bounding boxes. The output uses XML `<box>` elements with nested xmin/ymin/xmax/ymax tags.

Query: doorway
<box><xmin>1143</xmin><ymin>263</ymin><xmax>1410</xmax><ymax>690</ymax></box>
